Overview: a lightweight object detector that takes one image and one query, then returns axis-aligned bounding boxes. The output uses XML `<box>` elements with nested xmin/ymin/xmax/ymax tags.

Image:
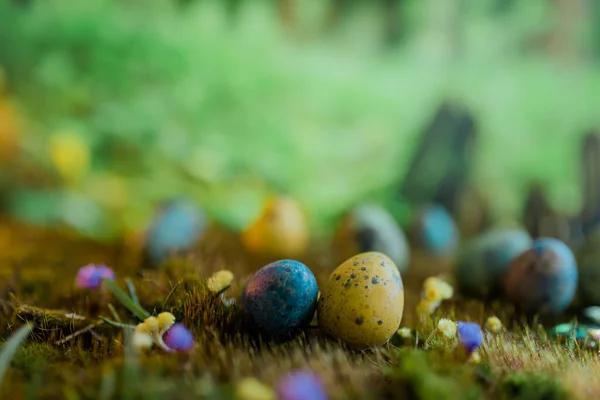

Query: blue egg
<box><xmin>242</xmin><ymin>260</ymin><xmax>318</xmax><ymax>335</ymax></box>
<box><xmin>144</xmin><ymin>200</ymin><xmax>206</xmax><ymax>266</ymax></box>
<box><xmin>345</xmin><ymin>204</ymin><xmax>409</xmax><ymax>272</ymax></box>
<box><xmin>413</xmin><ymin>204</ymin><xmax>459</xmax><ymax>255</ymax></box>
<box><xmin>504</xmin><ymin>238</ymin><xmax>578</xmax><ymax>315</ymax></box>
<box><xmin>276</xmin><ymin>370</ymin><xmax>328</xmax><ymax>400</ymax></box>
<box><xmin>455</xmin><ymin>228</ymin><xmax>532</xmax><ymax>298</ymax></box>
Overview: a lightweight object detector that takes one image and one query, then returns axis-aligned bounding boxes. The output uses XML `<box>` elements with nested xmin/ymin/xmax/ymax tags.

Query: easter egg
<box><xmin>411</xmin><ymin>204</ymin><xmax>459</xmax><ymax>256</ymax></box>
<box><xmin>504</xmin><ymin>238</ymin><xmax>577</xmax><ymax>315</ymax></box>
<box><xmin>335</xmin><ymin>204</ymin><xmax>409</xmax><ymax>272</ymax></box>
<box><xmin>242</xmin><ymin>260</ymin><xmax>318</xmax><ymax>335</ymax></box>
<box><xmin>318</xmin><ymin>252</ymin><xmax>404</xmax><ymax>348</ymax></box>
<box><xmin>455</xmin><ymin>228</ymin><xmax>532</xmax><ymax>299</ymax></box>
<box><xmin>241</xmin><ymin>196</ymin><xmax>309</xmax><ymax>258</ymax></box>
<box><xmin>144</xmin><ymin>200</ymin><xmax>206</xmax><ymax>267</ymax></box>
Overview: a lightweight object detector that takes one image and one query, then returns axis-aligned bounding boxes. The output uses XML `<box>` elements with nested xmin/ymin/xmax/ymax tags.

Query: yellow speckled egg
<box><xmin>318</xmin><ymin>251</ymin><xmax>404</xmax><ymax>348</ymax></box>
<box><xmin>241</xmin><ymin>195</ymin><xmax>309</xmax><ymax>258</ymax></box>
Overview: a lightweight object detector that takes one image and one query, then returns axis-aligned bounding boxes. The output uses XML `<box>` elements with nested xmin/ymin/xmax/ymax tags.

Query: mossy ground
<box><xmin>0</xmin><ymin>219</ymin><xmax>597</xmax><ymax>400</ymax></box>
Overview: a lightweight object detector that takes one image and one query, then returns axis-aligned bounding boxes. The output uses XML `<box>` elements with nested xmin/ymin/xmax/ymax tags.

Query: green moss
<box><xmin>499</xmin><ymin>371</ymin><xmax>568</xmax><ymax>400</ymax></box>
<box><xmin>11</xmin><ymin>342</ymin><xmax>63</xmax><ymax>375</ymax></box>
<box><xmin>384</xmin><ymin>349</ymin><xmax>484</xmax><ymax>400</ymax></box>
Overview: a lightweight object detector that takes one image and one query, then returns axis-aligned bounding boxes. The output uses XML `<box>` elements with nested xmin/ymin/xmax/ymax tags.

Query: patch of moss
<box><xmin>499</xmin><ymin>371</ymin><xmax>568</xmax><ymax>400</ymax></box>
<box><xmin>11</xmin><ymin>342</ymin><xmax>63</xmax><ymax>375</ymax></box>
<box><xmin>383</xmin><ymin>348</ymin><xmax>484</xmax><ymax>400</ymax></box>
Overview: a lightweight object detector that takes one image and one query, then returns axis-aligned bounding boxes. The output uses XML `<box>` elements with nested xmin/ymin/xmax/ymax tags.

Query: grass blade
<box><xmin>0</xmin><ymin>323</ymin><xmax>33</xmax><ymax>386</ymax></box>
<box><xmin>108</xmin><ymin>303</ymin><xmax>121</xmax><ymax>322</ymax></box>
<box><xmin>162</xmin><ymin>281</ymin><xmax>181</xmax><ymax>310</ymax></box>
<box><xmin>125</xmin><ymin>278</ymin><xmax>140</xmax><ymax>307</ymax></box>
<box><xmin>99</xmin><ymin>317</ymin><xmax>137</xmax><ymax>330</ymax></box>
<box><xmin>103</xmin><ymin>279</ymin><xmax>150</xmax><ymax>321</ymax></box>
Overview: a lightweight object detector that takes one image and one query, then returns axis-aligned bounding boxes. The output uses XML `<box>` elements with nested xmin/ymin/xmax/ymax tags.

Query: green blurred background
<box><xmin>0</xmin><ymin>0</ymin><xmax>599</xmax><ymax>240</ymax></box>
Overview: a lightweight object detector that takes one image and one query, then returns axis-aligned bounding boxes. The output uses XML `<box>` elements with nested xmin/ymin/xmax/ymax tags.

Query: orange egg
<box><xmin>241</xmin><ymin>195</ymin><xmax>309</xmax><ymax>258</ymax></box>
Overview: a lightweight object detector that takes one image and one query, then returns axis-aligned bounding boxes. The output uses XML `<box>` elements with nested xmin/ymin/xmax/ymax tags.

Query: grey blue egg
<box><xmin>411</xmin><ymin>203</ymin><xmax>459</xmax><ymax>256</ymax></box>
<box><xmin>241</xmin><ymin>260</ymin><xmax>318</xmax><ymax>335</ymax></box>
<box><xmin>504</xmin><ymin>237</ymin><xmax>578</xmax><ymax>315</ymax></box>
<box><xmin>455</xmin><ymin>228</ymin><xmax>532</xmax><ymax>299</ymax></box>
<box><xmin>144</xmin><ymin>200</ymin><xmax>206</xmax><ymax>266</ymax></box>
<box><xmin>339</xmin><ymin>204</ymin><xmax>409</xmax><ymax>272</ymax></box>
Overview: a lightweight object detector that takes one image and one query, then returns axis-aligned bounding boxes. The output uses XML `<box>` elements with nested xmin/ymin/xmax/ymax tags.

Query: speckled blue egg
<box><xmin>276</xmin><ymin>370</ymin><xmax>328</xmax><ymax>400</ymax></box>
<box><xmin>504</xmin><ymin>238</ymin><xmax>578</xmax><ymax>315</ymax></box>
<box><xmin>144</xmin><ymin>200</ymin><xmax>206</xmax><ymax>266</ymax></box>
<box><xmin>241</xmin><ymin>260</ymin><xmax>318</xmax><ymax>335</ymax></box>
<box><xmin>455</xmin><ymin>228</ymin><xmax>532</xmax><ymax>299</ymax></box>
<box><xmin>412</xmin><ymin>204</ymin><xmax>459</xmax><ymax>256</ymax></box>
<box><xmin>340</xmin><ymin>204</ymin><xmax>409</xmax><ymax>272</ymax></box>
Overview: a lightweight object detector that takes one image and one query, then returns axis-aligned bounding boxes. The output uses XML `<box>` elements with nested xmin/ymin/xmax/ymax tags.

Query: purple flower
<box><xmin>457</xmin><ymin>321</ymin><xmax>483</xmax><ymax>353</ymax></box>
<box><xmin>163</xmin><ymin>323</ymin><xmax>194</xmax><ymax>351</ymax></box>
<box><xmin>276</xmin><ymin>370</ymin><xmax>328</xmax><ymax>400</ymax></box>
<box><xmin>76</xmin><ymin>264</ymin><xmax>115</xmax><ymax>290</ymax></box>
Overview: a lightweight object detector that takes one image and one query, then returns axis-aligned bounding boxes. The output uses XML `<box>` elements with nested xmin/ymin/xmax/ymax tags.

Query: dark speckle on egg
<box><xmin>355</xmin><ymin>317</ymin><xmax>363</xmax><ymax>325</ymax></box>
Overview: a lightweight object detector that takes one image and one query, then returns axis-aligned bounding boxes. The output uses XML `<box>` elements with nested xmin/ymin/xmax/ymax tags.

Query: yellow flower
<box><xmin>49</xmin><ymin>130</ymin><xmax>90</xmax><ymax>183</ymax></box>
<box><xmin>236</xmin><ymin>378</ymin><xmax>275</xmax><ymax>400</ymax></box>
<box><xmin>485</xmin><ymin>316</ymin><xmax>502</xmax><ymax>333</ymax></box>
<box><xmin>437</xmin><ymin>318</ymin><xmax>457</xmax><ymax>339</ymax></box>
<box><xmin>135</xmin><ymin>322</ymin><xmax>151</xmax><ymax>334</ymax></box>
<box><xmin>131</xmin><ymin>332</ymin><xmax>154</xmax><ymax>351</ymax></box>
<box><xmin>468</xmin><ymin>350</ymin><xmax>481</xmax><ymax>364</ymax></box>
<box><xmin>416</xmin><ymin>299</ymin><xmax>441</xmax><ymax>316</ymax></box>
<box><xmin>397</xmin><ymin>327</ymin><xmax>412</xmax><ymax>338</ymax></box>
<box><xmin>157</xmin><ymin>312</ymin><xmax>176</xmax><ymax>334</ymax></box>
<box><xmin>423</xmin><ymin>277</ymin><xmax>453</xmax><ymax>302</ymax></box>
<box><xmin>207</xmin><ymin>270</ymin><xmax>234</xmax><ymax>294</ymax></box>
<box><xmin>143</xmin><ymin>316</ymin><xmax>159</xmax><ymax>334</ymax></box>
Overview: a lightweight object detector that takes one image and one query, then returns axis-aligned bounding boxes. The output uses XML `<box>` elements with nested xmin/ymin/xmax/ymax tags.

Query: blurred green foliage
<box><xmin>0</xmin><ymin>0</ymin><xmax>599</xmax><ymax>239</ymax></box>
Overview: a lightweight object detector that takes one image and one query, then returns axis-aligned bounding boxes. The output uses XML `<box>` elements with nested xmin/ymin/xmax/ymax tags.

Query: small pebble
<box><xmin>457</xmin><ymin>322</ymin><xmax>483</xmax><ymax>353</ymax></box>
<box><xmin>276</xmin><ymin>370</ymin><xmax>328</xmax><ymax>400</ymax></box>
<box><xmin>163</xmin><ymin>323</ymin><xmax>194</xmax><ymax>351</ymax></box>
<box><xmin>242</xmin><ymin>260</ymin><xmax>318</xmax><ymax>335</ymax></box>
